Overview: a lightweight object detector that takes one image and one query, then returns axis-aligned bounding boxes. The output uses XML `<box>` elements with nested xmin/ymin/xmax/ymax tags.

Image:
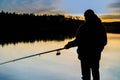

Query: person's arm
<box><xmin>64</xmin><ymin>25</ymin><xmax>82</xmax><ymax>49</ymax></box>
<box><xmin>64</xmin><ymin>39</ymin><xmax>78</xmax><ymax>49</ymax></box>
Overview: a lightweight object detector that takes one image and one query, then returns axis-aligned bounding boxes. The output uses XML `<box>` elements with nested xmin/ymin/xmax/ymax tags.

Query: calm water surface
<box><xmin>0</xmin><ymin>33</ymin><xmax>120</xmax><ymax>80</ymax></box>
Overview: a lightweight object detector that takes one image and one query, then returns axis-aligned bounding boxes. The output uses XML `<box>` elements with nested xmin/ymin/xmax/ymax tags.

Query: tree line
<box><xmin>0</xmin><ymin>11</ymin><xmax>83</xmax><ymax>45</ymax></box>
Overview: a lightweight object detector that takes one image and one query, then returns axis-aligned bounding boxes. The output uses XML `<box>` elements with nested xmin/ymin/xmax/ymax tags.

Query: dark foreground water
<box><xmin>0</xmin><ymin>33</ymin><xmax>120</xmax><ymax>80</ymax></box>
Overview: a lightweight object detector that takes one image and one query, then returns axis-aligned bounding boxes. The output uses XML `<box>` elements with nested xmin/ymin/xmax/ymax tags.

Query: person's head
<box><xmin>84</xmin><ymin>9</ymin><xmax>101</xmax><ymax>23</ymax></box>
<box><xmin>84</xmin><ymin>9</ymin><xmax>95</xmax><ymax>22</ymax></box>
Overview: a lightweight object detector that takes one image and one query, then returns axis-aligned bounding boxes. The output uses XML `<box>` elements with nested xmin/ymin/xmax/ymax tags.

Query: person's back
<box><xmin>77</xmin><ymin>20</ymin><xmax>107</xmax><ymax>60</ymax></box>
<box><xmin>75</xmin><ymin>9</ymin><xmax>107</xmax><ymax>60</ymax></box>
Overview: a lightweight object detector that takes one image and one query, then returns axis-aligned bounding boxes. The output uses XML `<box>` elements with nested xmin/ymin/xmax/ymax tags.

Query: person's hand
<box><xmin>64</xmin><ymin>42</ymin><xmax>71</xmax><ymax>49</ymax></box>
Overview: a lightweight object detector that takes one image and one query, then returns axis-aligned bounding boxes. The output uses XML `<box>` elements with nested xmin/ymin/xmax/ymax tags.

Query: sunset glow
<box><xmin>0</xmin><ymin>0</ymin><xmax>120</xmax><ymax>22</ymax></box>
<box><xmin>0</xmin><ymin>1</ymin><xmax>120</xmax><ymax>80</ymax></box>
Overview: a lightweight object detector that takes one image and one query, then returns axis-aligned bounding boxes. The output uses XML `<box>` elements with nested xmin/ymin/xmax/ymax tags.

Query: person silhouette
<box><xmin>64</xmin><ymin>9</ymin><xmax>107</xmax><ymax>80</ymax></box>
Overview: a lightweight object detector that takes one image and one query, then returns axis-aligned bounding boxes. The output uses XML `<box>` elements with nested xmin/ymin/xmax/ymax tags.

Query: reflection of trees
<box><xmin>0</xmin><ymin>11</ymin><xmax>84</xmax><ymax>45</ymax></box>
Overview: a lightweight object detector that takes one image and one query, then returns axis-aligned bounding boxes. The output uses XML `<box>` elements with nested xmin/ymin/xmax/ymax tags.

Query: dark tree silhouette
<box><xmin>0</xmin><ymin>10</ymin><xmax>83</xmax><ymax>45</ymax></box>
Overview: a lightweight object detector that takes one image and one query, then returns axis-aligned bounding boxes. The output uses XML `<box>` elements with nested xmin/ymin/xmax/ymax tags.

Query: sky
<box><xmin>0</xmin><ymin>0</ymin><xmax>120</xmax><ymax>21</ymax></box>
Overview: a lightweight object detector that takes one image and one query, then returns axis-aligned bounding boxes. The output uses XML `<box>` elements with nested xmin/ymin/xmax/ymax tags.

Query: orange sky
<box><xmin>65</xmin><ymin>14</ymin><xmax>120</xmax><ymax>22</ymax></box>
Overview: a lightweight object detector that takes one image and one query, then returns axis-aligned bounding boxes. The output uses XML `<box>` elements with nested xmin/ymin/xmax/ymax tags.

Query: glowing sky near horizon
<box><xmin>0</xmin><ymin>0</ymin><xmax>118</xmax><ymax>15</ymax></box>
<box><xmin>0</xmin><ymin>0</ymin><xmax>120</xmax><ymax>21</ymax></box>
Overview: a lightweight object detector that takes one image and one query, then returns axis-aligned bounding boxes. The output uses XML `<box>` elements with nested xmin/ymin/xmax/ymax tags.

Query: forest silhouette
<box><xmin>0</xmin><ymin>11</ymin><xmax>120</xmax><ymax>45</ymax></box>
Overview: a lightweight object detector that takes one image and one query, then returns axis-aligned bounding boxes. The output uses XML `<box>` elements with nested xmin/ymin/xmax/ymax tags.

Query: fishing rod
<box><xmin>0</xmin><ymin>47</ymin><xmax>65</xmax><ymax>65</ymax></box>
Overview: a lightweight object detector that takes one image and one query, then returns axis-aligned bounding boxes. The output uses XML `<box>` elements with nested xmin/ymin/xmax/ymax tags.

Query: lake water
<box><xmin>0</xmin><ymin>33</ymin><xmax>120</xmax><ymax>80</ymax></box>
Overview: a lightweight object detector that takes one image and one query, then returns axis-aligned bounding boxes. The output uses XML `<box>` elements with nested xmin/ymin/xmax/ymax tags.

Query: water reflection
<box><xmin>100</xmin><ymin>33</ymin><xmax>120</xmax><ymax>80</ymax></box>
<box><xmin>0</xmin><ymin>33</ymin><xmax>120</xmax><ymax>80</ymax></box>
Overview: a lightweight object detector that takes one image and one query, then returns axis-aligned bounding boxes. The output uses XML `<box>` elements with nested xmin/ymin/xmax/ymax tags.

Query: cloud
<box><xmin>0</xmin><ymin>0</ymin><xmax>65</xmax><ymax>14</ymax></box>
<box><xmin>103</xmin><ymin>0</ymin><xmax>120</xmax><ymax>21</ymax></box>
<box><xmin>99</xmin><ymin>14</ymin><xmax>120</xmax><ymax>22</ymax></box>
<box><xmin>100</xmin><ymin>14</ymin><xmax>120</xmax><ymax>19</ymax></box>
<box><xmin>109</xmin><ymin>0</ymin><xmax>120</xmax><ymax>13</ymax></box>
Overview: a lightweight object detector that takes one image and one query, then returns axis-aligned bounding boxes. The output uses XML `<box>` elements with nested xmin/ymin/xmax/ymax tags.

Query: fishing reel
<box><xmin>56</xmin><ymin>50</ymin><xmax>61</xmax><ymax>56</ymax></box>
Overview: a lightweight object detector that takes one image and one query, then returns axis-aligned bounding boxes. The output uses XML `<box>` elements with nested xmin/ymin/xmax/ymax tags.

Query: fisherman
<box><xmin>64</xmin><ymin>9</ymin><xmax>107</xmax><ymax>80</ymax></box>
